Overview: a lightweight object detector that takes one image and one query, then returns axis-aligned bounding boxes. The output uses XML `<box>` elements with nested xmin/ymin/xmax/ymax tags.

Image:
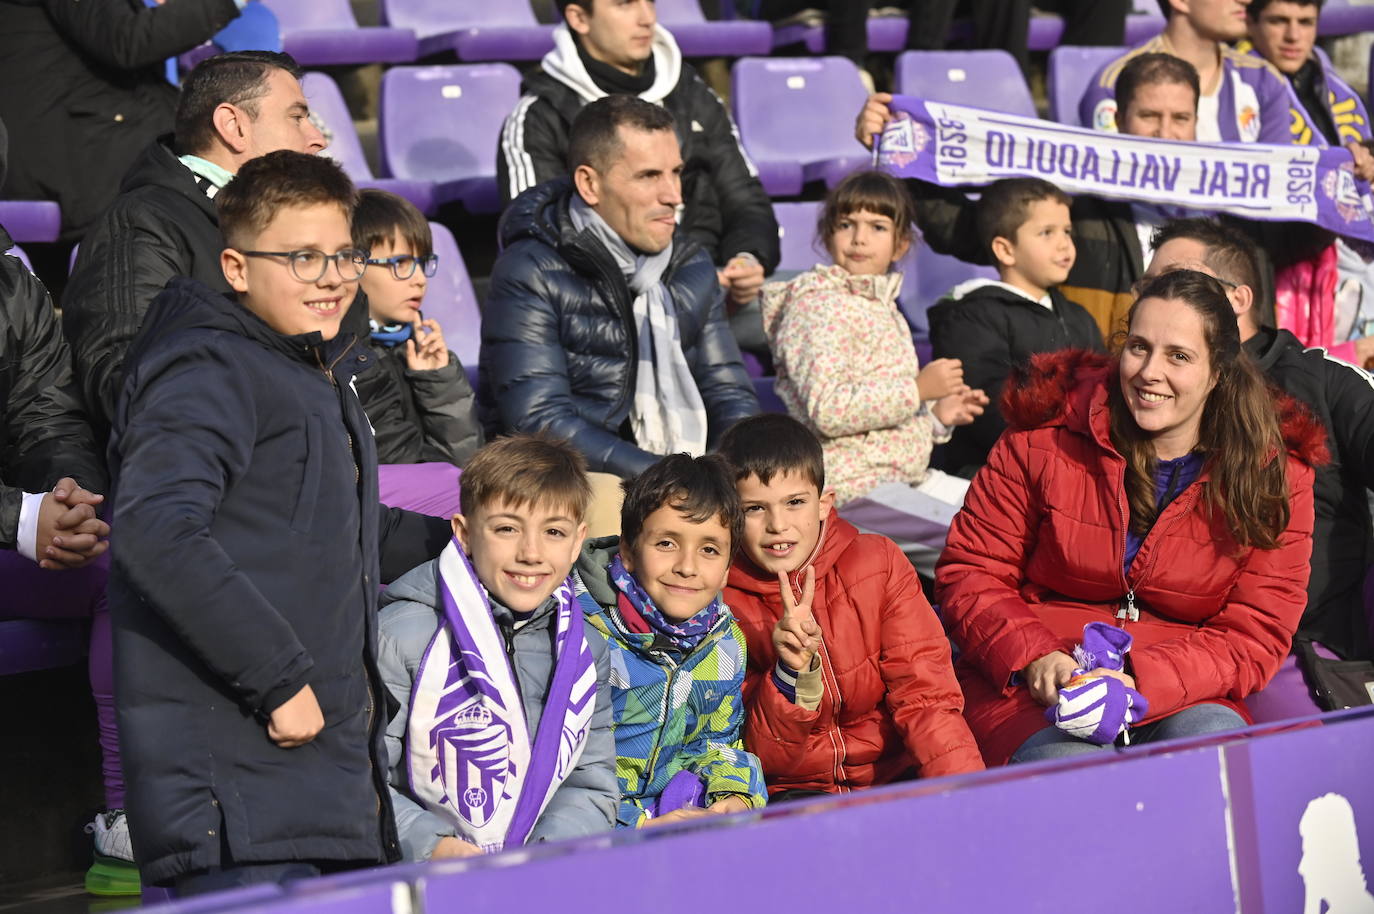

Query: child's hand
<box><xmin>855</xmin><ymin>92</ymin><xmax>894</xmax><ymax>149</ymax></box>
<box><xmin>1023</xmin><ymin>651</ymin><xmax>1077</xmax><ymax>707</ymax></box>
<box><xmin>642</xmin><ymin>806</ymin><xmax>712</xmax><ymax>828</ymax></box>
<box><xmin>36</xmin><ymin>480</ymin><xmax>110</xmax><ymax>570</ymax></box>
<box><xmin>718</xmin><ymin>254</ymin><xmax>765</xmax><ymax>308</ymax></box>
<box><xmin>772</xmin><ymin>568</ymin><xmax>821</xmax><ymax>673</ymax></box>
<box><xmin>916</xmin><ymin>358</ymin><xmax>964</xmax><ymax>401</ymax></box>
<box><xmin>1081</xmin><ymin>667</ymin><xmax>1137</xmax><ymax>691</ymax></box>
<box><xmin>405</xmin><ymin>317</ymin><xmax>449</xmax><ymax>372</ymax></box>
<box><xmin>707</xmin><ymin>795</ymin><xmax>751</xmax><ymax>816</ymax></box>
<box><xmin>931</xmin><ymin>387</ymin><xmax>989</xmax><ymax>428</ymax></box>
<box><xmin>267</xmin><ymin>684</ymin><xmax>324</xmax><ymax>748</ymax></box>
<box><xmin>431</xmin><ymin>836</ymin><xmax>484</xmax><ymax>859</ymax></box>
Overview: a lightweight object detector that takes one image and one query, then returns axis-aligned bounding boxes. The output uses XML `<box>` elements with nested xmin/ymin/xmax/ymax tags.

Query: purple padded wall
<box><xmin>731</xmin><ymin>57</ymin><xmax>871</xmax><ymax>195</ymax></box>
<box><xmin>894</xmin><ymin>50</ymin><xmax>1035</xmax><ymax>118</ymax></box>
<box><xmin>378</xmin><ymin>0</ymin><xmax>554</xmax><ymax>61</ymax></box>
<box><xmin>379</xmin><ymin>64</ymin><xmax>521</xmax><ymax>214</ymax></box>
<box><xmin>1048</xmin><ymin>45</ymin><xmax>1126</xmax><ymax>125</ymax></box>
<box><xmin>261</xmin><ymin>0</ymin><xmax>417</xmax><ymax>66</ymax></box>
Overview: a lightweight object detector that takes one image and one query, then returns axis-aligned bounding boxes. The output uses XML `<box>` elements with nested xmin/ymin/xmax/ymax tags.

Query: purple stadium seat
<box><xmin>731</xmin><ymin>57</ymin><xmax>871</xmax><ymax>196</ymax></box>
<box><xmin>894</xmin><ymin>50</ymin><xmax>1035</xmax><ymax>118</ymax></box>
<box><xmin>0</xmin><ymin>619</ymin><xmax>87</xmax><ymax>676</ymax></box>
<box><xmin>772</xmin><ymin>201</ymin><xmax>824</xmax><ymax>274</ymax></box>
<box><xmin>302</xmin><ymin>73</ymin><xmax>440</xmax><ymax>215</ymax></box>
<box><xmin>261</xmin><ymin>0</ymin><xmax>418</xmax><ymax>66</ymax></box>
<box><xmin>1048</xmin><ymin>45</ymin><xmax>1127</xmax><ymax>125</ymax></box>
<box><xmin>911</xmin><ymin>241</ymin><xmax>998</xmax><ymax>321</ymax></box>
<box><xmin>379</xmin><ymin>64</ymin><xmax>521</xmax><ymax>215</ymax></box>
<box><xmin>656</xmin><ymin>0</ymin><xmax>772</xmax><ymax>57</ymax></box>
<box><xmin>1024</xmin><ymin>6</ymin><xmax>1161</xmax><ymax>50</ymax></box>
<box><xmin>4</xmin><ymin>243</ymin><xmax>32</xmax><ymax>273</ymax></box>
<box><xmin>0</xmin><ymin>201</ymin><xmax>61</xmax><ymax>243</ymax></box>
<box><xmin>424</xmin><ymin>222</ymin><xmax>482</xmax><ymax>370</ymax></box>
<box><xmin>770</xmin><ymin>10</ymin><xmax>909</xmax><ymax>54</ymax></box>
<box><xmin>1321</xmin><ymin>0</ymin><xmax>1374</xmax><ymax>36</ymax></box>
<box><xmin>754</xmin><ymin>376</ymin><xmax>787</xmax><ymax>414</ymax></box>
<box><xmin>378</xmin><ymin>0</ymin><xmax>555</xmax><ymax>61</ymax></box>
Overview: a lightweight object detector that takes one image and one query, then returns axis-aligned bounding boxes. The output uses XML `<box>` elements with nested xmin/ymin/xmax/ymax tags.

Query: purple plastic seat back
<box><xmin>0</xmin><ymin>201</ymin><xmax>61</xmax><ymax>243</ymax></box>
<box><xmin>261</xmin><ymin>0</ymin><xmax>417</xmax><ymax>65</ymax></box>
<box><xmin>732</xmin><ymin>57</ymin><xmax>871</xmax><ymax>196</ymax></box>
<box><xmin>424</xmin><ymin>222</ymin><xmax>482</xmax><ymax>369</ymax></box>
<box><xmin>4</xmin><ymin>243</ymin><xmax>33</xmax><ymax>273</ymax></box>
<box><xmin>912</xmin><ymin>243</ymin><xmax>997</xmax><ymax>321</ymax></box>
<box><xmin>656</xmin><ymin>0</ymin><xmax>772</xmax><ymax>57</ymax></box>
<box><xmin>0</xmin><ymin>619</ymin><xmax>87</xmax><ymax>675</ymax></box>
<box><xmin>894</xmin><ymin>50</ymin><xmax>1035</xmax><ymax>118</ymax></box>
<box><xmin>1048</xmin><ymin>46</ymin><xmax>1126</xmax><ymax>125</ymax></box>
<box><xmin>378</xmin><ymin>0</ymin><xmax>554</xmax><ymax>60</ymax></box>
<box><xmin>302</xmin><ymin>72</ymin><xmax>376</xmax><ymax>180</ymax></box>
<box><xmin>380</xmin><ymin>64</ymin><xmax>520</xmax><ymax>212</ymax></box>
<box><xmin>772</xmin><ymin>201</ymin><xmax>825</xmax><ymax>274</ymax></box>
<box><xmin>772</xmin><ymin>12</ymin><xmax>909</xmax><ymax>55</ymax></box>
<box><xmin>1321</xmin><ymin>0</ymin><xmax>1374</xmax><ymax>35</ymax></box>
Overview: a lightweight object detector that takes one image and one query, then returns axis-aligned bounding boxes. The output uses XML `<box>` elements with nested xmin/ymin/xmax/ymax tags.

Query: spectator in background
<box><xmin>0</xmin><ymin>0</ymin><xmax>241</xmax><ymax>243</ymax></box>
<box><xmin>63</xmin><ymin>51</ymin><xmax>326</xmax><ymax>438</ymax></box>
<box><xmin>497</xmin><ymin>0</ymin><xmax>779</xmax><ymax>318</ymax></box>
<box><xmin>0</xmin><ymin>117</ymin><xmax>123</xmax><ymax>896</ymax></box>
<box><xmin>483</xmin><ymin>96</ymin><xmax>759</xmax><ymax>479</ymax></box>
<box><xmin>1080</xmin><ymin>0</ymin><xmax>1319</xmax><ymax>145</ymax></box>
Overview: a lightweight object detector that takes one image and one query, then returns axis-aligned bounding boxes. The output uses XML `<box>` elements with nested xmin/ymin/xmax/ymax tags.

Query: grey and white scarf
<box><xmin>570</xmin><ymin>197</ymin><xmax>707</xmax><ymax>456</ymax></box>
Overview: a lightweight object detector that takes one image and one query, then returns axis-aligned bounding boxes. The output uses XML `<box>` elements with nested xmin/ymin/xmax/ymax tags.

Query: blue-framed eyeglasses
<box><xmin>365</xmin><ymin>253</ymin><xmax>439</xmax><ymax>280</ymax></box>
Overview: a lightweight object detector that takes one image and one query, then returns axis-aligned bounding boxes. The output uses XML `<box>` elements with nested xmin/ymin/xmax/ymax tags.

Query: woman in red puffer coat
<box><xmin>938</xmin><ymin>270</ymin><xmax>1325</xmax><ymax>766</ymax></box>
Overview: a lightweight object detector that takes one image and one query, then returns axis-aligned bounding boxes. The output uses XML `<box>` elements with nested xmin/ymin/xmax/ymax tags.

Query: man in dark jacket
<box><xmin>63</xmin><ymin>50</ymin><xmax>327</xmax><ymax>438</ymax></box>
<box><xmin>483</xmin><ymin>96</ymin><xmax>759</xmax><ymax>479</ymax></box>
<box><xmin>0</xmin><ymin>0</ymin><xmax>240</xmax><ymax>242</ymax></box>
<box><xmin>108</xmin><ymin>152</ymin><xmax>449</xmax><ymax>893</ymax></box>
<box><xmin>496</xmin><ymin>0</ymin><xmax>779</xmax><ymax>313</ymax></box>
<box><xmin>1142</xmin><ymin>217</ymin><xmax>1374</xmax><ymax>673</ymax></box>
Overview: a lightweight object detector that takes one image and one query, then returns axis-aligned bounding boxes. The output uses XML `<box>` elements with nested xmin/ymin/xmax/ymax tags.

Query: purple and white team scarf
<box><xmin>876</xmin><ymin>95</ymin><xmax>1374</xmax><ymax>244</ymax></box>
<box><xmin>1045</xmin><ymin>622</ymin><xmax>1149</xmax><ymax>746</ymax></box>
<box><xmin>407</xmin><ymin>538</ymin><xmax>598</xmax><ymax>852</ymax></box>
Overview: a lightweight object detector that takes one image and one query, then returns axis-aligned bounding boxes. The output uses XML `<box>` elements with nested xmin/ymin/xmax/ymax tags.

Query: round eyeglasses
<box><xmin>365</xmin><ymin>253</ymin><xmax>440</xmax><ymax>280</ymax></box>
<box><xmin>239</xmin><ymin>248</ymin><xmax>367</xmax><ymax>283</ymax></box>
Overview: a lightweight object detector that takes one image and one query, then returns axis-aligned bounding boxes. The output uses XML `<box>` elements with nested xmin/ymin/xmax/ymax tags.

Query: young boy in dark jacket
<box><xmin>107</xmin><ymin>151</ymin><xmax>449</xmax><ymax>895</ymax></box>
<box><xmin>927</xmin><ymin>177</ymin><xmax>1104</xmax><ymax>477</ymax></box>
<box><xmin>352</xmin><ymin>190</ymin><xmax>482</xmax><ymax>468</ymax></box>
<box><xmin>378</xmin><ymin>434</ymin><xmax>616</xmax><ymax>860</ymax></box>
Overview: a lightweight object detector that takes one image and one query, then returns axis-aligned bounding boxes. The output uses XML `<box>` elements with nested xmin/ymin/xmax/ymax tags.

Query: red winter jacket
<box><xmin>938</xmin><ymin>350</ymin><xmax>1324</xmax><ymax>766</ymax></box>
<box><xmin>726</xmin><ymin>516</ymin><xmax>985</xmax><ymax>794</ymax></box>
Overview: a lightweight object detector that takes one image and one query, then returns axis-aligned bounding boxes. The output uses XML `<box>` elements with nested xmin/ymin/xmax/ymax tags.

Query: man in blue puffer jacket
<box><xmin>481</xmin><ymin>94</ymin><xmax>759</xmax><ymax>479</ymax></box>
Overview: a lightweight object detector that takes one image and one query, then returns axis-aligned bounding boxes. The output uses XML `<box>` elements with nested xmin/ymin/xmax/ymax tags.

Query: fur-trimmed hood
<box><xmin>1000</xmin><ymin>348</ymin><xmax>1329</xmax><ymax>467</ymax></box>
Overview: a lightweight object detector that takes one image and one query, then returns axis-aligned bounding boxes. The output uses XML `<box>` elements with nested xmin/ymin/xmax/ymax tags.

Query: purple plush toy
<box><xmin>1045</xmin><ymin>622</ymin><xmax>1150</xmax><ymax>745</ymax></box>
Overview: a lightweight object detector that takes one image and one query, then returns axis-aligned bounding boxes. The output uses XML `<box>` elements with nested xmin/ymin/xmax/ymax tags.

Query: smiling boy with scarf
<box><xmin>377</xmin><ymin>435</ymin><xmax>617</xmax><ymax>860</ymax></box>
<box><xmin>577</xmin><ymin>453</ymin><xmax>767</xmax><ymax>828</ymax></box>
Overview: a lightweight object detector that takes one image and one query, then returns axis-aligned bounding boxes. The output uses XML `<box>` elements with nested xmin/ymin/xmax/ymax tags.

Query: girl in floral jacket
<box><xmin>761</xmin><ymin>170</ymin><xmax>987</xmax><ymax>572</ymax></box>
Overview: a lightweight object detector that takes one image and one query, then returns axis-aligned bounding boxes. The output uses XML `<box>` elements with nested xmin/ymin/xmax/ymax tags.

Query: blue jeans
<box><xmin>1010</xmin><ymin>703</ymin><xmax>1246</xmax><ymax>763</ymax></box>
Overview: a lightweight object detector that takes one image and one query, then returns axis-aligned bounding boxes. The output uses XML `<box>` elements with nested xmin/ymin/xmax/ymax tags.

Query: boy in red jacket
<box><xmin>718</xmin><ymin>414</ymin><xmax>983</xmax><ymax>799</ymax></box>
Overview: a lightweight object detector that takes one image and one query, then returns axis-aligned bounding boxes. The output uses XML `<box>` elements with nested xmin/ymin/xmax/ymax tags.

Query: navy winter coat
<box><xmin>480</xmin><ymin>178</ymin><xmax>759</xmax><ymax>477</ymax></box>
<box><xmin>108</xmin><ymin>278</ymin><xmax>450</xmax><ymax>885</ymax></box>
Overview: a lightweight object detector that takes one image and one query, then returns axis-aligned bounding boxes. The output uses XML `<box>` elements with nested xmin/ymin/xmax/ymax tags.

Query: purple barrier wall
<box><xmin>150</xmin><ymin>709</ymin><xmax>1374</xmax><ymax>914</ymax></box>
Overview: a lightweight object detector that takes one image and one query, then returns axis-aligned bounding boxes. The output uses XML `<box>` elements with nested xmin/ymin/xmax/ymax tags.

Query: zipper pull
<box><xmin>1118</xmin><ymin>589</ymin><xmax>1139</xmax><ymax>622</ymax></box>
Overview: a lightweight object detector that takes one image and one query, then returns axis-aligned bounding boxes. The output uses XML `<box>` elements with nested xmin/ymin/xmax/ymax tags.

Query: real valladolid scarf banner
<box><xmin>877</xmin><ymin>95</ymin><xmax>1374</xmax><ymax>243</ymax></box>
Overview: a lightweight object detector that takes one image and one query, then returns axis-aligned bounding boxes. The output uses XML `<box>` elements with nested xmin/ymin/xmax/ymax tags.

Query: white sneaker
<box><xmin>85</xmin><ymin>809</ymin><xmax>134</xmax><ymax>863</ymax></box>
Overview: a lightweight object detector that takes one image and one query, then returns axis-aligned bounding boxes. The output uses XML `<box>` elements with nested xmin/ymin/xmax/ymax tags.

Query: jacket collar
<box><xmin>540</xmin><ymin>23</ymin><xmax>682</xmax><ymax>105</ymax></box>
<box><xmin>726</xmin><ymin>515</ymin><xmax>861</xmax><ymax>598</ymax></box>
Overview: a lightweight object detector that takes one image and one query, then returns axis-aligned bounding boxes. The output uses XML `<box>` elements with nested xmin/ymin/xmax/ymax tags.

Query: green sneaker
<box><xmin>85</xmin><ymin>852</ymin><xmax>141</xmax><ymax>896</ymax></box>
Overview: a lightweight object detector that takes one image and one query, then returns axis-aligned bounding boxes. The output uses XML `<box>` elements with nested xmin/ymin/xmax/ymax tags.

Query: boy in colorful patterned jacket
<box><xmin>576</xmin><ymin>453</ymin><xmax>768</xmax><ymax>828</ymax></box>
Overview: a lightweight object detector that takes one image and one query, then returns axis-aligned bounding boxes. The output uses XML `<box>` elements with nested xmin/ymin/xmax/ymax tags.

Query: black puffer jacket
<box><xmin>481</xmin><ymin>178</ymin><xmax>759</xmax><ymax>478</ymax></box>
<box><xmin>353</xmin><ymin>341</ymin><xmax>483</xmax><ymax>467</ymax></box>
<box><xmin>1246</xmin><ymin>326</ymin><xmax>1374</xmax><ymax>660</ymax></box>
<box><xmin>64</xmin><ymin>136</ymin><xmax>230</xmax><ymax>437</ymax></box>
<box><xmin>0</xmin><ymin>0</ymin><xmax>237</xmax><ymax>240</ymax></box>
<box><xmin>0</xmin><ymin>222</ymin><xmax>107</xmax><ymax>547</ymax></box>
<box><xmin>929</xmin><ymin>281</ymin><xmax>1105</xmax><ymax>477</ymax></box>
<box><xmin>496</xmin><ymin>25</ymin><xmax>779</xmax><ymax>272</ymax></box>
<box><xmin>108</xmin><ymin>278</ymin><xmax>450</xmax><ymax>885</ymax></box>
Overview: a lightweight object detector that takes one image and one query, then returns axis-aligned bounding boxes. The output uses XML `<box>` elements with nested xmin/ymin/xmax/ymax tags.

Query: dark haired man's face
<box><xmin>241</xmin><ymin>68</ymin><xmax>327</xmax><ymax>160</ymax></box>
<box><xmin>1248</xmin><ymin>1</ymin><xmax>1319</xmax><ymax>75</ymax></box>
<box><xmin>580</xmin><ymin>125</ymin><xmax>682</xmax><ymax>254</ymax></box>
<box><xmin>1120</xmin><ymin>81</ymin><xmax>1198</xmax><ymax>140</ymax></box>
<box><xmin>568</xmin><ymin>0</ymin><xmax>656</xmax><ymax>74</ymax></box>
<box><xmin>1183</xmin><ymin>0</ymin><xmax>1253</xmax><ymax>42</ymax></box>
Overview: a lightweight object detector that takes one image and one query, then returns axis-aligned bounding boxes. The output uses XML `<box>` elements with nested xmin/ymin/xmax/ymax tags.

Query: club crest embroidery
<box><xmin>879</xmin><ymin>111</ymin><xmax>928</xmax><ymax>169</ymax></box>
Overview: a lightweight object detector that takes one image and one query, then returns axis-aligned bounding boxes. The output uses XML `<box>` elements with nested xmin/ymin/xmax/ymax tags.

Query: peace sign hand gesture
<box><xmin>773</xmin><ymin>568</ymin><xmax>821</xmax><ymax>672</ymax></box>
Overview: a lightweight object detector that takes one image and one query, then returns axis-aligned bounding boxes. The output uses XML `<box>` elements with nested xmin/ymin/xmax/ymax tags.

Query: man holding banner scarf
<box><xmin>855</xmin><ymin>53</ymin><xmax>1359</xmax><ymax>340</ymax></box>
